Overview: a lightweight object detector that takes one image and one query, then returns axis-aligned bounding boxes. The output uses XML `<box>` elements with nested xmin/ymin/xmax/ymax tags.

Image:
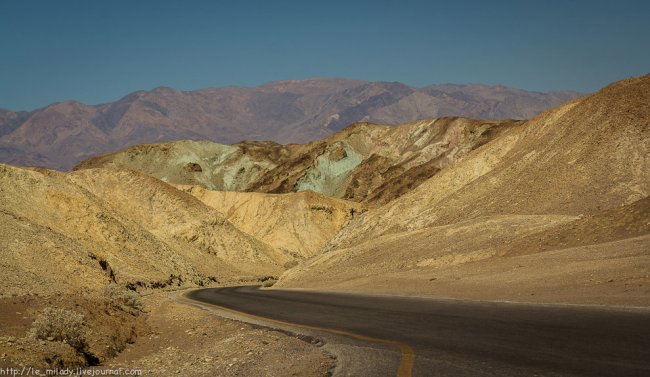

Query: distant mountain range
<box><xmin>0</xmin><ymin>78</ymin><xmax>582</xmax><ymax>170</ymax></box>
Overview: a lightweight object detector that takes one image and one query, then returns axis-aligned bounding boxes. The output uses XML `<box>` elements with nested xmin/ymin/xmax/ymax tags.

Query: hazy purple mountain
<box><xmin>0</xmin><ymin>78</ymin><xmax>582</xmax><ymax>170</ymax></box>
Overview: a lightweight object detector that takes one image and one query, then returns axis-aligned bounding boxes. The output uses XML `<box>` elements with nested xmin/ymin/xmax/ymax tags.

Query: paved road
<box><xmin>186</xmin><ymin>286</ymin><xmax>650</xmax><ymax>377</ymax></box>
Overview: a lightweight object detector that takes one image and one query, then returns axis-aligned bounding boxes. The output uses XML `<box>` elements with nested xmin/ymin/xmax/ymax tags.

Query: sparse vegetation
<box><xmin>260</xmin><ymin>276</ymin><xmax>278</xmax><ymax>287</ymax></box>
<box><xmin>104</xmin><ymin>284</ymin><xmax>144</xmax><ymax>312</ymax></box>
<box><xmin>262</xmin><ymin>279</ymin><xmax>277</xmax><ymax>287</ymax></box>
<box><xmin>309</xmin><ymin>204</ymin><xmax>333</xmax><ymax>213</ymax></box>
<box><xmin>29</xmin><ymin>307</ymin><xmax>87</xmax><ymax>351</ymax></box>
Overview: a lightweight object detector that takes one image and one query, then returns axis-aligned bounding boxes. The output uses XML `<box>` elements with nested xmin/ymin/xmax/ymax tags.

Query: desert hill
<box><xmin>323</xmin><ymin>74</ymin><xmax>650</xmax><ymax>250</ymax></box>
<box><xmin>0</xmin><ymin>162</ymin><xmax>370</xmax><ymax>298</ymax></box>
<box><xmin>76</xmin><ymin>117</ymin><xmax>522</xmax><ymax>206</ymax></box>
<box><xmin>0</xmin><ymin>164</ymin><xmax>288</xmax><ymax>298</ymax></box>
<box><xmin>175</xmin><ymin>186</ymin><xmax>365</xmax><ymax>261</ymax></box>
<box><xmin>277</xmin><ymin>74</ymin><xmax>650</xmax><ymax>305</ymax></box>
<box><xmin>0</xmin><ymin>162</ymin><xmax>369</xmax><ymax>368</ymax></box>
<box><xmin>0</xmin><ymin>78</ymin><xmax>580</xmax><ymax>170</ymax></box>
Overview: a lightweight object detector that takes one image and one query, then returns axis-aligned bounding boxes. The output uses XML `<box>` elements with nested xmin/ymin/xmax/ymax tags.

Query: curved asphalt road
<box><xmin>187</xmin><ymin>286</ymin><xmax>650</xmax><ymax>377</ymax></box>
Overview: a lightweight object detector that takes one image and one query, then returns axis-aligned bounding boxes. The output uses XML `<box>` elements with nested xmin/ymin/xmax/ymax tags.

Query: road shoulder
<box><xmin>102</xmin><ymin>290</ymin><xmax>335</xmax><ymax>376</ymax></box>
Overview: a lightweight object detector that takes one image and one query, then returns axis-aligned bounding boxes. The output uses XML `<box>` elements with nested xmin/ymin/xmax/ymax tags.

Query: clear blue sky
<box><xmin>1</xmin><ymin>0</ymin><xmax>649</xmax><ymax>111</ymax></box>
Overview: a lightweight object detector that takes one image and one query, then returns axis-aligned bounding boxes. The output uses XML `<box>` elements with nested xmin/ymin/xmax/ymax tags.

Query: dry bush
<box><xmin>30</xmin><ymin>307</ymin><xmax>87</xmax><ymax>351</ymax></box>
<box><xmin>104</xmin><ymin>284</ymin><xmax>144</xmax><ymax>312</ymax></box>
<box><xmin>262</xmin><ymin>278</ymin><xmax>278</xmax><ymax>288</ymax></box>
<box><xmin>283</xmin><ymin>260</ymin><xmax>299</xmax><ymax>269</ymax></box>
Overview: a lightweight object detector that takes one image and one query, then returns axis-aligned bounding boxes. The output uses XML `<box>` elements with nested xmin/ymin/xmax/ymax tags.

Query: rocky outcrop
<box><xmin>77</xmin><ymin>117</ymin><xmax>523</xmax><ymax>205</ymax></box>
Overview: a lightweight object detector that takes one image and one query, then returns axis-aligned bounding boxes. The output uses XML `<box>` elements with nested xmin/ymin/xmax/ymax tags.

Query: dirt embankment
<box><xmin>96</xmin><ymin>292</ymin><xmax>334</xmax><ymax>377</ymax></box>
<box><xmin>0</xmin><ymin>291</ymin><xmax>334</xmax><ymax>376</ymax></box>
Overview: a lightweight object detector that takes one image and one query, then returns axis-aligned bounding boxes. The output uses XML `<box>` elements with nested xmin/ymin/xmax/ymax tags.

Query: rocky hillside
<box><xmin>0</xmin><ymin>164</ymin><xmax>287</xmax><ymax>298</ymax></box>
<box><xmin>323</xmin><ymin>75</ymin><xmax>650</xmax><ymax>250</ymax></box>
<box><xmin>76</xmin><ymin>117</ymin><xmax>522</xmax><ymax>205</ymax></box>
<box><xmin>277</xmin><ymin>74</ymin><xmax>650</xmax><ymax>305</ymax></box>
<box><xmin>0</xmin><ymin>78</ymin><xmax>580</xmax><ymax>170</ymax></box>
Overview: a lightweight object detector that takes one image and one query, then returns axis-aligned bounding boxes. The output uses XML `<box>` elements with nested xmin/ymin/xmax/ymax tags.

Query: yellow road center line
<box><xmin>179</xmin><ymin>291</ymin><xmax>415</xmax><ymax>377</ymax></box>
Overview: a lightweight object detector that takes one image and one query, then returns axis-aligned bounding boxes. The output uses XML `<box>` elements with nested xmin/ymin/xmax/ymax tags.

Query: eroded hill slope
<box><xmin>0</xmin><ymin>164</ymin><xmax>284</xmax><ymax>298</ymax></box>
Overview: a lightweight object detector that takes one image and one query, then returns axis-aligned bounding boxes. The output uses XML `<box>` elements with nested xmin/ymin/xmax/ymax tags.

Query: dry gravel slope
<box><xmin>278</xmin><ymin>198</ymin><xmax>650</xmax><ymax>305</ymax></box>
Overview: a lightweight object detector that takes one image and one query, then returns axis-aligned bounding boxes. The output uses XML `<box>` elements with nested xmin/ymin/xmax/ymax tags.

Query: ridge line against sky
<box><xmin>1</xmin><ymin>0</ymin><xmax>649</xmax><ymax>111</ymax></box>
<box><xmin>1</xmin><ymin>78</ymin><xmax>584</xmax><ymax>113</ymax></box>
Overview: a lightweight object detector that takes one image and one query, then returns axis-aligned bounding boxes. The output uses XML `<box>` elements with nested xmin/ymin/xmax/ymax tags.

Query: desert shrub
<box><xmin>262</xmin><ymin>278</ymin><xmax>278</xmax><ymax>288</ymax></box>
<box><xmin>283</xmin><ymin>260</ymin><xmax>299</xmax><ymax>269</ymax></box>
<box><xmin>104</xmin><ymin>284</ymin><xmax>144</xmax><ymax>312</ymax></box>
<box><xmin>30</xmin><ymin>307</ymin><xmax>87</xmax><ymax>351</ymax></box>
<box><xmin>309</xmin><ymin>204</ymin><xmax>333</xmax><ymax>214</ymax></box>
